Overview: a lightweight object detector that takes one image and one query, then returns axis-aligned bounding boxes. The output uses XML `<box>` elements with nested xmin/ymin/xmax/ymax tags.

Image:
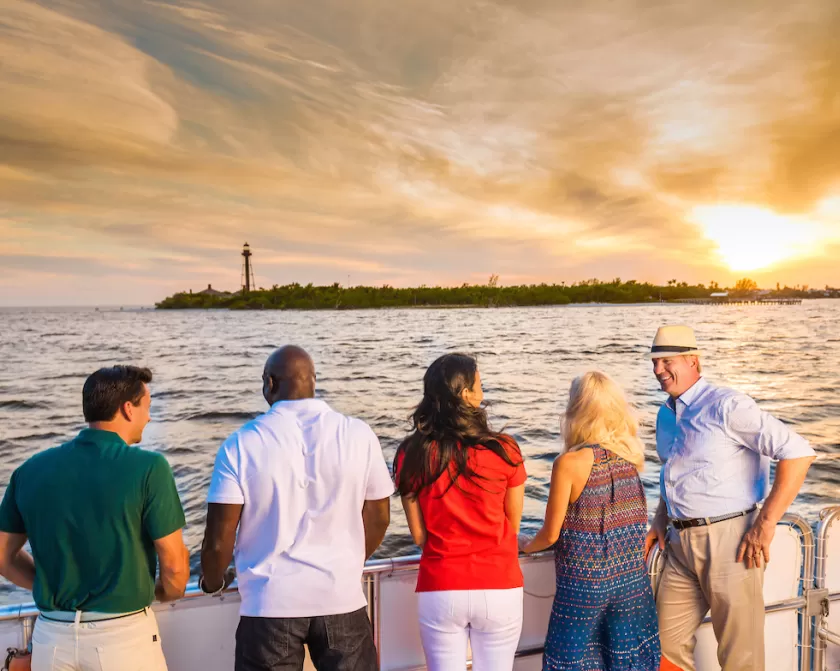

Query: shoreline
<box><xmin>0</xmin><ymin>299</ymin><xmax>830</xmax><ymax>313</ymax></box>
<box><xmin>155</xmin><ymin>282</ymin><xmax>835</xmax><ymax>311</ymax></box>
<box><xmin>154</xmin><ymin>299</ymin><xmax>823</xmax><ymax>312</ymax></box>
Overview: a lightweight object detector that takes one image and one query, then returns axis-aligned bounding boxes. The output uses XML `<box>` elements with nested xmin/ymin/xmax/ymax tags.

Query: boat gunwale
<box><xmin>0</xmin><ymin>514</ymin><xmax>824</xmax><ymax>623</ymax></box>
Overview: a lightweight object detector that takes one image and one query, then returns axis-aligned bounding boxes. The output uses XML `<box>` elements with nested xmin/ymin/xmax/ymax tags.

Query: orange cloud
<box><xmin>2</xmin><ymin>0</ymin><xmax>840</xmax><ymax>305</ymax></box>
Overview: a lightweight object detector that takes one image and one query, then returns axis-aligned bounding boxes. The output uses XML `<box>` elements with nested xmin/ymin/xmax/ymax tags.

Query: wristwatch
<box><xmin>198</xmin><ymin>574</ymin><xmax>226</xmax><ymax>596</ymax></box>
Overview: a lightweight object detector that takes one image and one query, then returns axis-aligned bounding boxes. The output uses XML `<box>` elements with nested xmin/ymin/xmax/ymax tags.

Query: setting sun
<box><xmin>691</xmin><ymin>205</ymin><xmax>824</xmax><ymax>272</ymax></box>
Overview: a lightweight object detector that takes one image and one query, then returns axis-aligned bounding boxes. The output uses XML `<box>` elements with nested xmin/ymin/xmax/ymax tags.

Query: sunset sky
<box><xmin>1</xmin><ymin>0</ymin><xmax>840</xmax><ymax>306</ymax></box>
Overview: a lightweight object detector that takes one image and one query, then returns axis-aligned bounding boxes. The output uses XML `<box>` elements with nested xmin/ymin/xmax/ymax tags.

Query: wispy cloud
<box><xmin>1</xmin><ymin>0</ymin><xmax>840</xmax><ymax>305</ymax></box>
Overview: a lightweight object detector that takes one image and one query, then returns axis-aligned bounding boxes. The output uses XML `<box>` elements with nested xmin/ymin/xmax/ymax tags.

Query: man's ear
<box><xmin>120</xmin><ymin>400</ymin><xmax>135</xmax><ymax>422</ymax></box>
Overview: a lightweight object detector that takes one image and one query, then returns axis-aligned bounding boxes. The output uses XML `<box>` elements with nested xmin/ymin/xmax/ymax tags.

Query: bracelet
<box><xmin>198</xmin><ymin>574</ymin><xmax>225</xmax><ymax>596</ymax></box>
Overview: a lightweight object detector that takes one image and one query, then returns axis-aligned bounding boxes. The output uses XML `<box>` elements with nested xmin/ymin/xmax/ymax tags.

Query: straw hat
<box><xmin>649</xmin><ymin>325</ymin><xmax>702</xmax><ymax>359</ymax></box>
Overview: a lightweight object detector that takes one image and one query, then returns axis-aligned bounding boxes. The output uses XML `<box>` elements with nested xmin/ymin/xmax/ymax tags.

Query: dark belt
<box><xmin>670</xmin><ymin>504</ymin><xmax>758</xmax><ymax>531</ymax></box>
<box><xmin>40</xmin><ymin>608</ymin><xmax>146</xmax><ymax>623</ymax></box>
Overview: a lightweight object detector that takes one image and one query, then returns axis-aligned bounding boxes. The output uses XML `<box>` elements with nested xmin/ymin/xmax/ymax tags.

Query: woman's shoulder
<box><xmin>470</xmin><ymin>435</ymin><xmax>523</xmax><ymax>475</ymax></box>
<box><xmin>553</xmin><ymin>447</ymin><xmax>595</xmax><ymax>479</ymax></box>
<box><xmin>471</xmin><ymin>434</ymin><xmax>520</xmax><ymax>454</ymax></box>
<box><xmin>490</xmin><ymin>434</ymin><xmax>524</xmax><ymax>465</ymax></box>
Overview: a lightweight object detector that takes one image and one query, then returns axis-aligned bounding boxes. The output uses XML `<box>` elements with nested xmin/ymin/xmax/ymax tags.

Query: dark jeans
<box><xmin>235</xmin><ymin>607</ymin><xmax>378</xmax><ymax>671</ymax></box>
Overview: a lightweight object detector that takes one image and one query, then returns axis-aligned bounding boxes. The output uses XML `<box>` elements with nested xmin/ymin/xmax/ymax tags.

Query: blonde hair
<box><xmin>563</xmin><ymin>371</ymin><xmax>646</xmax><ymax>471</ymax></box>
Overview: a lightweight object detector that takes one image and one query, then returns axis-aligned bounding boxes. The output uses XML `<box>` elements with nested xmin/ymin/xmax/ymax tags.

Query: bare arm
<box><xmin>521</xmin><ymin>458</ymin><xmax>572</xmax><ymax>553</ymax></box>
<box><xmin>757</xmin><ymin>456</ymin><xmax>815</xmax><ymax>526</ymax></box>
<box><xmin>0</xmin><ymin>532</ymin><xmax>35</xmax><ymax>591</ymax></box>
<box><xmin>153</xmin><ymin>528</ymin><xmax>190</xmax><ymax>602</ymax></box>
<box><xmin>362</xmin><ymin>497</ymin><xmax>390</xmax><ymax>559</ymax></box>
<box><xmin>521</xmin><ymin>452</ymin><xmax>591</xmax><ymax>554</ymax></box>
<box><xmin>505</xmin><ymin>484</ymin><xmax>525</xmax><ymax>534</ymax></box>
<box><xmin>401</xmin><ymin>495</ymin><xmax>426</xmax><ymax>548</ymax></box>
<box><xmin>738</xmin><ymin>455</ymin><xmax>815</xmax><ymax>568</ymax></box>
<box><xmin>200</xmin><ymin>503</ymin><xmax>242</xmax><ymax>593</ymax></box>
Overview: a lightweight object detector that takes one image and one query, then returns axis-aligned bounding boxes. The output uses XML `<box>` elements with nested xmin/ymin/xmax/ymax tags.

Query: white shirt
<box><xmin>656</xmin><ymin>377</ymin><xmax>815</xmax><ymax>520</ymax></box>
<box><xmin>207</xmin><ymin>398</ymin><xmax>394</xmax><ymax>617</ymax></box>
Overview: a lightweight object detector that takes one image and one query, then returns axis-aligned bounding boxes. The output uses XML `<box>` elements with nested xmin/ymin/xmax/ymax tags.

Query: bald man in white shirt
<box><xmin>200</xmin><ymin>346</ymin><xmax>393</xmax><ymax>671</ymax></box>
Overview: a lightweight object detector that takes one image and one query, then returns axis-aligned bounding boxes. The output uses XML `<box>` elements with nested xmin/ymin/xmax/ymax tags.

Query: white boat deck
<box><xmin>1</xmin><ymin>509</ymin><xmax>839</xmax><ymax>671</ymax></box>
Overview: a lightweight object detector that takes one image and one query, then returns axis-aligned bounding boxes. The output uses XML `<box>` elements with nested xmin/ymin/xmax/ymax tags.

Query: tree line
<box><xmin>155</xmin><ymin>277</ymin><xmax>839</xmax><ymax>310</ymax></box>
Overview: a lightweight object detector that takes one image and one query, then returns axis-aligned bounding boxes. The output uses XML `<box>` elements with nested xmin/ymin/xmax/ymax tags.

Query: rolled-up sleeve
<box><xmin>724</xmin><ymin>393</ymin><xmax>815</xmax><ymax>460</ymax></box>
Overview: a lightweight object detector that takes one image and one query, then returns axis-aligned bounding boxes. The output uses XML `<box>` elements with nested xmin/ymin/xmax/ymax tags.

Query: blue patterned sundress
<box><xmin>543</xmin><ymin>446</ymin><xmax>660</xmax><ymax>671</ymax></box>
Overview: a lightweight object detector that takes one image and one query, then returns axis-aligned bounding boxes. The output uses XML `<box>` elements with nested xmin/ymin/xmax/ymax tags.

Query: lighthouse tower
<box><xmin>241</xmin><ymin>242</ymin><xmax>256</xmax><ymax>293</ymax></box>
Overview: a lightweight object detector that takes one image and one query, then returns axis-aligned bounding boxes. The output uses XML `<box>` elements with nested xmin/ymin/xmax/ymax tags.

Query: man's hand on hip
<box><xmin>737</xmin><ymin>519</ymin><xmax>775</xmax><ymax>569</ymax></box>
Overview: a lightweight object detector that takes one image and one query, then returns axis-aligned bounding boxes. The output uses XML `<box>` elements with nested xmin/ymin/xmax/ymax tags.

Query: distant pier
<box><xmin>675</xmin><ymin>298</ymin><xmax>802</xmax><ymax>306</ymax></box>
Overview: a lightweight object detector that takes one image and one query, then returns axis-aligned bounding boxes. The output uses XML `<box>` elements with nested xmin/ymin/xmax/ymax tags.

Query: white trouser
<box><xmin>417</xmin><ymin>588</ymin><xmax>524</xmax><ymax>671</ymax></box>
<box><xmin>31</xmin><ymin>608</ymin><xmax>168</xmax><ymax>671</ymax></box>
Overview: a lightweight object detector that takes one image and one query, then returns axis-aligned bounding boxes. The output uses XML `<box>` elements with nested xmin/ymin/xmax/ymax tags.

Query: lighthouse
<box><xmin>241</xmin><ymin>242</ymin><xmax>256</xmax><ymax>293</ymax></box>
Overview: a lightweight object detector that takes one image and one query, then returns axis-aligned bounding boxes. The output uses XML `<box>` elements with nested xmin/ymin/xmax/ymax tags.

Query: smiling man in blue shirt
<box><xmin>643</xmin><ymin>325</ymin><xmax>815</xmax><ymax>671</ymax></box>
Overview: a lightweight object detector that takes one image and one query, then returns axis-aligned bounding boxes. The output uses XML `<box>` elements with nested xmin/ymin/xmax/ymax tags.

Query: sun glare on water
<box><xmin>691</xmin><ymin>205</ymin><xmax>824</xmax><ymax>272</ymax></box>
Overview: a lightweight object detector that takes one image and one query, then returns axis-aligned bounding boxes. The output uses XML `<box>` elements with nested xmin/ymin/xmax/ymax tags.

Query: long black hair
<box><xmin>394</xmin><ymin>353</ymin><xmax>521</xmax><ymax>497</ymax></box>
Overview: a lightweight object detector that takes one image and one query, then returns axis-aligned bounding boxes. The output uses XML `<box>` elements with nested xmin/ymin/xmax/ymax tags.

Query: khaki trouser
<box><xmin>656</xmin><ymin>511</ymin><xmax>765</xmax><ymax>671</ymax></box>
<box><xmin>31</xmin><ymin>608</ymin><xmax>168</xmax><ymax>671</ymax></box>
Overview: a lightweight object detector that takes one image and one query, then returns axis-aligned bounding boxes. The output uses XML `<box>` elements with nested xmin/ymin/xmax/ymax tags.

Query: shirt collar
<box><xmin>267</xmin><ymin>398</ymin><xmax>329</xmax><ymax>414</ymax></box>
<box><xmin>76</xmin><ymin>427</ymin><xmax>128</xmax><ymax>447</ymax></box>
<box><xmin>668</xmin><ymin>376</ymin><xmax>708</xmax><ymax>409</ymax></box>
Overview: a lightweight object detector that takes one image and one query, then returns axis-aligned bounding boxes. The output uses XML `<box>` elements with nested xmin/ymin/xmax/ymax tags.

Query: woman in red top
<box><xmin>394</xmin><ymin>353</ymin><xmax>526</xmax><ymax>671</ymax></box>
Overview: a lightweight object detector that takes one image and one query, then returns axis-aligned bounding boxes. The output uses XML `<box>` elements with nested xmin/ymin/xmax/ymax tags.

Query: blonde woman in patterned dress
<box><xmin>519</xmin><ymin>371</ymin><xmax>660</xmax><ymax>671</ymax></box>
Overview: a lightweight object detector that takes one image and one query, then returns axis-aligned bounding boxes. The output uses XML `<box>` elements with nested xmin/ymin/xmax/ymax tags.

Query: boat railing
<box><xmin>814</xmin><ymin>505</ymin><xmax>840</xmax><ymax>671</ymax></box>
<box><xmin>1</xmin><ymin>509</ymin><xmax>839</xmax><ymax>670</ymax></box>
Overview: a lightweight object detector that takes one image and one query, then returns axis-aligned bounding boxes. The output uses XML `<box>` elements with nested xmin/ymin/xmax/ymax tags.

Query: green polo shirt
<box><xmin>0</xmin><ymin>428</ymin><xmax>186</xmax><ymax>613</ymax></box>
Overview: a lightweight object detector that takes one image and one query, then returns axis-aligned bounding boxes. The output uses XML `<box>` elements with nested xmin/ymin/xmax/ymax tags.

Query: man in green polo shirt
<box><xmin>0</xmin><ymin>365</ymin><xmax>189</xmax><ymax>671</ymax></box>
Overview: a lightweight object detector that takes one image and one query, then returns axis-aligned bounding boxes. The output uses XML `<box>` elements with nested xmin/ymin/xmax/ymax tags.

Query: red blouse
<box><xmin>396</xmin><ymin>438</ymin><xmax>526</xmax><ymax>592</ymax></box>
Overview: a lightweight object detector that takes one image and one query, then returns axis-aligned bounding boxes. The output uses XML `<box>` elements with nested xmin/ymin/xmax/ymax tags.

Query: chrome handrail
<box><xmin>362</xmin><ymin>548</ymin><xmax>552</xmax><ymax>578</ymax></box>
<box><xmin>0</xmin><ymin>555</ymin><xmax>437</xmax><ymax>622</ymax></box>
<box><xmin>819</xmin><ymin>627</ymin><xmax>840</xmax><ymax>648</ymax></box>
<box><xmin>0</xmin><ymin>580</ymin><xmax>248</xmax><ymax>623</ymax></box>
<box><xmin>784</xmin><ymin>514</ymin><xmax>816</xmax><ymax>671</ymax></box>
<box><xmin>0</xmin><ymin>512</ymin><xmax>832</xmax><ymax>671</ymax></box>
<box><xmin>813</xmin><ymin>506</ymin><xmax>840</xmax><ymax>671</ymax></box>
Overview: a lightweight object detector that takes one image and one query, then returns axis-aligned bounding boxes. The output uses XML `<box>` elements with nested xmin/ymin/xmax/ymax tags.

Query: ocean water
<box><xmin>1</xmin><ymin>301</ymin><xmax>838</xmax><ymax>604</ymax></box>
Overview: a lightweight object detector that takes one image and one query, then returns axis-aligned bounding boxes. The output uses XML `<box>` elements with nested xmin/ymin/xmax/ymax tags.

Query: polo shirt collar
<box><xmin>76</xmin><ymin>427</ymin><xmax>128</xmax><ymax>447</ymax></box>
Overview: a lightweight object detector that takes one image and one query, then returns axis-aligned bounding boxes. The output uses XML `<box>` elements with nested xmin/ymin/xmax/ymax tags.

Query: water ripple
<box><xmin>0</xmin><ymin>301</ymin><xmax>838</xmax><ymax>604</ymax></box>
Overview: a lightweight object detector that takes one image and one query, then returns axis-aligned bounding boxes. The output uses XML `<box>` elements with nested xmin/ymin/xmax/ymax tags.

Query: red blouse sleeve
<box><xmin>499</xmin><ymin>435</ymin><xmax>526</xmax><ymax>487</ymax></box>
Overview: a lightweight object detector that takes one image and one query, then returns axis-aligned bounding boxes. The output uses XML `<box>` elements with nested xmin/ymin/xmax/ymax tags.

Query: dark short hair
<box><xmin>82</xmin><ymin>366</ymin><xmax>153</xmax><ymax>422</ymax></box>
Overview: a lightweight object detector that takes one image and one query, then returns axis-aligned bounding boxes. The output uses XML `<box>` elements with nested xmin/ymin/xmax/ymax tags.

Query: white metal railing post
<box><xmin>782</xmin><ymin>514</ymin><xmax>816</xmax><ymax>671</ymax></box>
<box><xmin>813</xmin><ymin>506</ymin><xmax>840</xmax><ymax>671</ymax></box>
<box><xmin>373</xmin><ymin>572</ymin><xmax>382</xmax><ymax>668</ymax></box>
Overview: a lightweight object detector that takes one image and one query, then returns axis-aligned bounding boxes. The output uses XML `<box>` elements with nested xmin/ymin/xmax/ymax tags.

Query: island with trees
<box><xmin>155</xmin><ymin>276</ymin><xmax>839</xmax><ymax>310</ymax></box>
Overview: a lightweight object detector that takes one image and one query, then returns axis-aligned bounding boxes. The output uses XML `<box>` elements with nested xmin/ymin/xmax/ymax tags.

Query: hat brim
<box><xmin>649</xmin><ymin>349</ymin><xmax>702</xmax><ymax>359</ymax></box>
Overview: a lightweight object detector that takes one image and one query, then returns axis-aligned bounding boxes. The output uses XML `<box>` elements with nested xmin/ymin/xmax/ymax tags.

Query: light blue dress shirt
<box><xmin>656</xmin><ymin>377</ymin><xmax>815</xmax><ymax>520</ymax></box>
